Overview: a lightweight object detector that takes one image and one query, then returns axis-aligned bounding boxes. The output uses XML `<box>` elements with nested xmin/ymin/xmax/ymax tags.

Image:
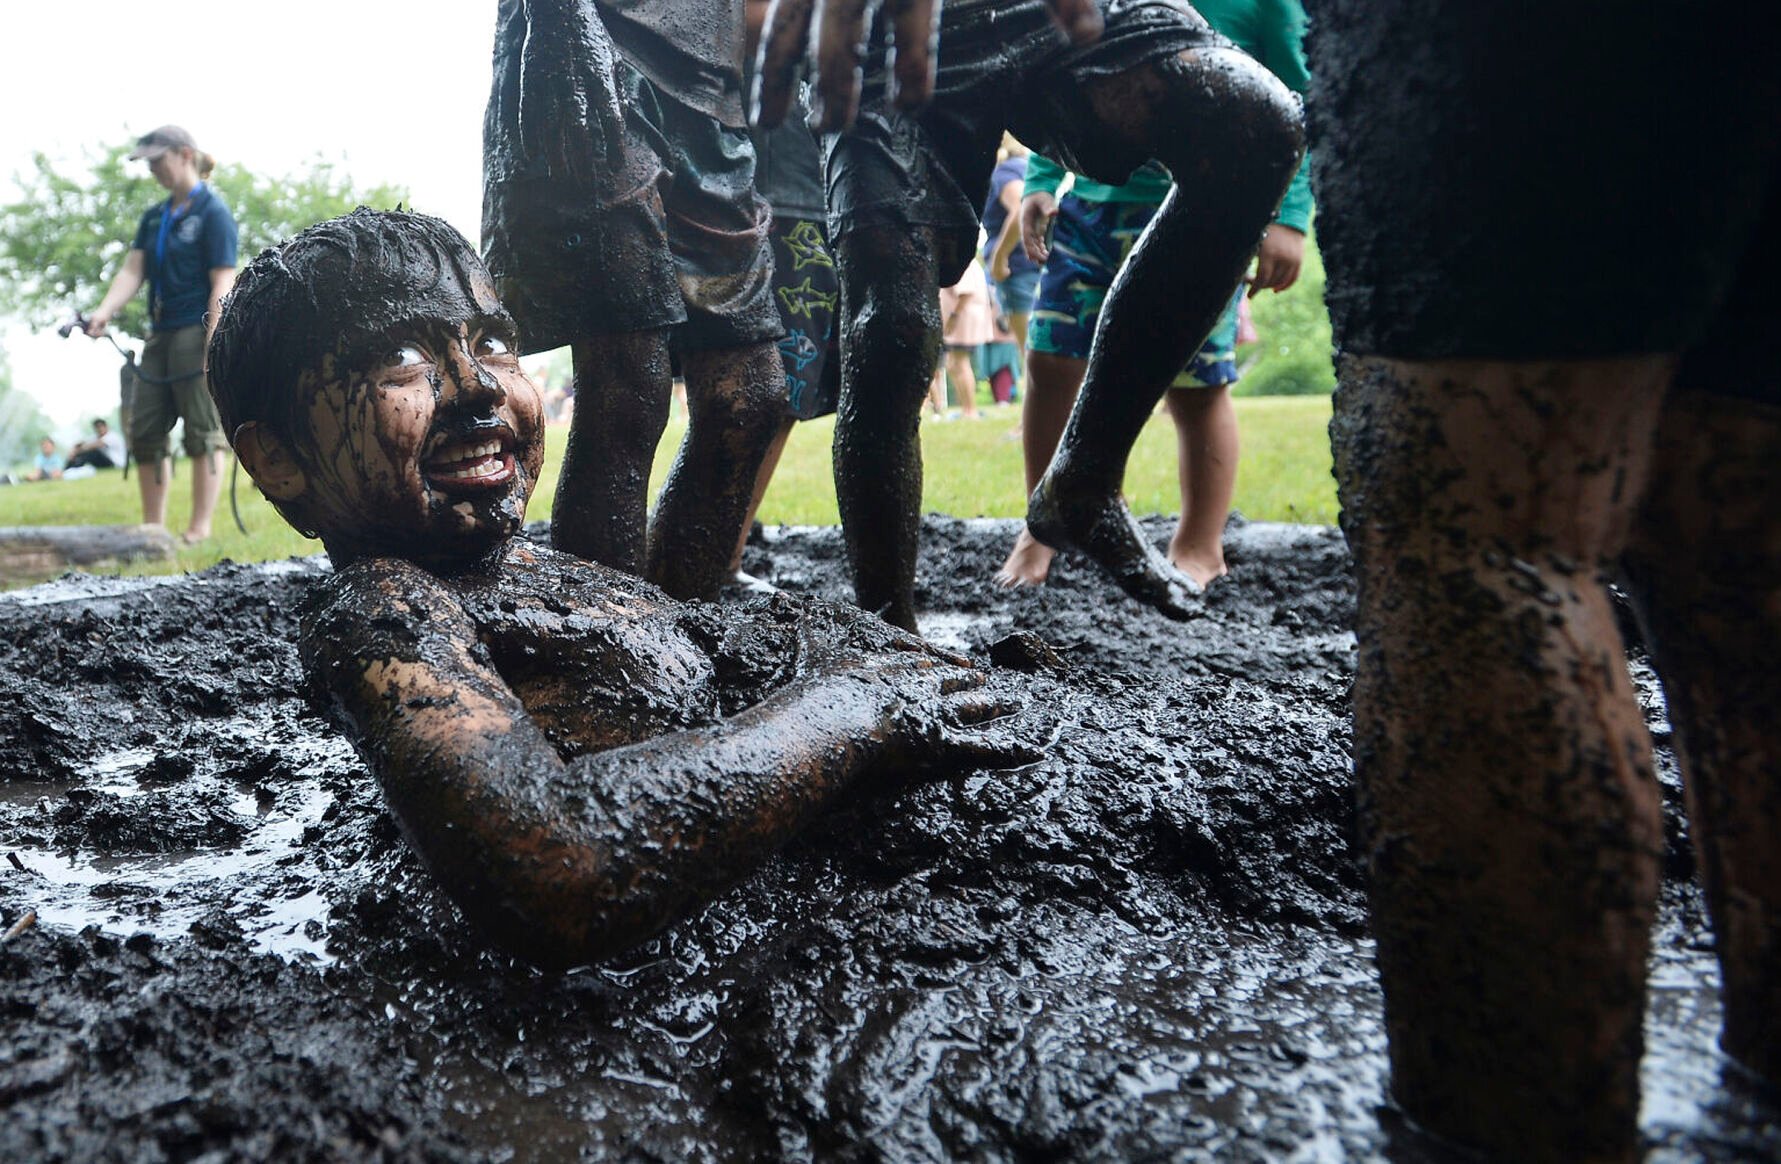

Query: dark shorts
<box><xmin>1306</xmin><ymin>0</ymin><xmax>1781</xmax><ymax>370</ymax></box>
<box><xmin>484</xmin><ymin>59</ymin><xmax>779</xmax><ymax>355</ymax></box>
<box><xmin>824</xmin><ymin>0</ymin><xmax>1222</xmax><ymax>284</ymax></box>
<box><xmin>1028</xmin><ymin>197</ymin><xmax>1241</xmax><ymax>386</ymax></box>
<box><xmin>65</xmin><ymin>449</ymin><xmax>118</xmax><ymax>471</ymax></box>
<box><xmin>768</xmin><ymin>216</ymin><xmax>841</xmax><ymax>420</ymax></box>
<box><xmin>135</xmin><ymin>324</ymin><xmax>226</xmax><ymax>462</ymax></box>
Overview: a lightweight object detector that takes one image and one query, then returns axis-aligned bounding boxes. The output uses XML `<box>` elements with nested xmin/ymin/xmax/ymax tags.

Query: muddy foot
<box><xmin>994</xmin><ymin>527</ymin><xmax>1057</xmax><ymax>588</ymax></box>
<box><xmin>1027</xmin><ymin>476</ymin><xmax>1202</xmax><ymax>620</ymax></box>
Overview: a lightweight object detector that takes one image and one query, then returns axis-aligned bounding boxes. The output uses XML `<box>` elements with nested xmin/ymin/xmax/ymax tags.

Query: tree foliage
<box><xmin>0</xmin><ymin>348</ymin><xmax>53</xmax><ymax>470</ymax></box>
<box><xmin>0</xmin><ymin>145</ymin><xmax>408</xmax><ymax>341</ymax></box>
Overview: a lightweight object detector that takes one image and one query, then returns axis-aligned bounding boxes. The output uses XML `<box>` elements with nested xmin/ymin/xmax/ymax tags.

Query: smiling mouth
<box><xmin>423</xmin><ymin>435</ymin><xmax>517</xmax><ymax>491</ymax></box>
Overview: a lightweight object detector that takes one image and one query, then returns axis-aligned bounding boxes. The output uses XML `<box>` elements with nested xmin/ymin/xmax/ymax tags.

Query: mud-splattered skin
<box><xmin>215</xmin><ymin>218</ymin><xmax>547</xmax><ymax>577</ymax></box>
<box><xmin>1024</xmin><ymin>53</ymin><xmax>1303</xmax><ymax>620</ymax></box>
<box><xmin>288</xmin><ymin>319</ymin><xmax>542</xmax><ymax>571</ymax></box>
<box><xmin>817</xmin><ymin>35</ymin><xmax>1302</xmax><ymax>630</ymax></box>
<box><xmin>300</xmin><ymin>540</ymin><xmax>1019</xmax><ymax>969</ymax></box>
<box><xmin>1332</xmin><ymin>355</ymin><xmax>1677</xmax><ymax>1162</ymax></box>
<box><xmin>1621</xmin><ymin>389</ymin><xmax>1781</xmax><ymax>1082</ymax></box>
<box><xmin>482</xmin><ymin>0</ymin><xmax>787</xmax><ymax>602</ymax></box>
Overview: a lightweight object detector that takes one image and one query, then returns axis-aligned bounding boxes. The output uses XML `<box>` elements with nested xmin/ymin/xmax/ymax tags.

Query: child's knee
<box><xmin>1151</xmin><ymin>47</ymin><xmax>1304</xmax><ymax>182</ymax></box>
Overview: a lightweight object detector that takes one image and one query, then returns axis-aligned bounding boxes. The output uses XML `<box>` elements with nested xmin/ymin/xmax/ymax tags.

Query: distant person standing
<box><xmin>982</xmin><ymin>139</ymin><xmax>1038</xmax><ymax>366</ymax></box>
<box><xmin>938</xmin><ymin>258</ymin><xmax>993</xmax><ymax>420</ymax></box>
<box><xmin>86</xmin><ymin>126</ymin><xmax>238</xmax><ymax>544</ymax></box>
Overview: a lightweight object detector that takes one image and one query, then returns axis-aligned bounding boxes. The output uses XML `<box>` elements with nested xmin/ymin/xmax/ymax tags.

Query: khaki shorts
<box><xmin>133</xmin><ymin>324</ymin><xmax>227</xmax><ymax>462</ymax></box>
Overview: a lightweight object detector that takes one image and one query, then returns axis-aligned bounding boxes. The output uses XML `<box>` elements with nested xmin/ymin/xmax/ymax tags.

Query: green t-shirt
<box><xmin>1024</xmin><ymin>0</ymin><xmax>1313</xmax><ymax>232</ymax></box>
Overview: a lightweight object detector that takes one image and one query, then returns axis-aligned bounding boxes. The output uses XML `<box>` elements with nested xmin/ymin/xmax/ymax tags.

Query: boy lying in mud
<box><xmin>206</xmin><ymin>209</ymin><xmax>1025</xmax><ymax>968</ymax></box>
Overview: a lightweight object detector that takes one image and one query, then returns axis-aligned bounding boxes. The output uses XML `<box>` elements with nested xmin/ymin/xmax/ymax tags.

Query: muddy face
<box><xmin>290</xmin><ymin>314</ymin><xmax>545</xmax><ymax>567</ymax></box>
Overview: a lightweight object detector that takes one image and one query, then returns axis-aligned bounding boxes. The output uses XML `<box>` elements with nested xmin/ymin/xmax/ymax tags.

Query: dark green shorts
<box><xmin>133</xmin><ymin>324</ymin><xmax>226</xmax><ymax>462</ymax></box>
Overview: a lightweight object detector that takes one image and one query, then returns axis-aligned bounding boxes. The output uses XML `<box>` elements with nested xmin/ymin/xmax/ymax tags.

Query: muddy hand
<box><xmin>1027</xmin><ymin>473</ymin><xmax>1203</xmax><ymax>621</ymax></box>
<box><xmin>755</xmin><ymin>0</ymin><xmax>1101</xmax><ymax>131</ymax></box>
<box><xmin>924</xmin><ymin>687</ymin><xmax>1039</xmax><ymax>768</ymax></box>
<box><xmin>754</xmin><ymin>0</ymin><xmax>938</xmax><ymax>130</ymax></box>
<box><xmin>518</xmin><ymin>2</ymin><xmax>628</xmax><ymax>178</ymax></box>
<box><xmin>885</xmin><ymin>661</ymin><xmax>1038</xmax><ymax>769</ymax></box>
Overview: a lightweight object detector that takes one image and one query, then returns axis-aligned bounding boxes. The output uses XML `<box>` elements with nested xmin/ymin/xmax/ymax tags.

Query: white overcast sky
<box><xmin>1</xmin><ymin>0</ymin><xmax>499</xmax><ymax>433</ymax></box>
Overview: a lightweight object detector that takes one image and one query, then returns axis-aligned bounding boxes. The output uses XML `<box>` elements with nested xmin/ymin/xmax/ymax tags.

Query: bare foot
<box><xmin>994</xmin><ymin>526</ymin><xmax>1057</xmax><ymax>588</ymax></box>
<box><xmin>1027</xmin><ymin>473</ymin><xmax>1202</xmax><ymax>620</ymax></box>
<box><xmin>179</xmin><ymin>529</ymin><xmax>209</xmax><ymax>546</ymax></box>
<box><xmin>1166</xmin><ymin>545</ymin><xmax>1228</xmax><ymax>590</ymax></box>
<box><xmin>731</xmin><ymin>569</ymin><xmax>779</xmax><ymax>596</ymax></box>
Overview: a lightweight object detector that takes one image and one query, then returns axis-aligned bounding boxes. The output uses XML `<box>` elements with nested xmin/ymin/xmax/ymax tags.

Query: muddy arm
<box><xmin>752</xmin><ymin>0</ymin><xmax>1102</xmax><ymax>130</ymax></box>
<box><xmin>511</xmin><ymin>0</ymin><xmax>628</xmax><ymax>178</ymax></box>
<box><xmin>303</xmin><ymin>565</ymin><xmax>1001</xmax><ymax>968</ymax></box>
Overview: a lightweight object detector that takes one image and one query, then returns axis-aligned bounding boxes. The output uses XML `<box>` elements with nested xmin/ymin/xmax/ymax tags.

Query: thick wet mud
<box><xmin>0</xmin><ymin>518</ymin><xmax>1773</xmax><ymax>1161</ymax></box>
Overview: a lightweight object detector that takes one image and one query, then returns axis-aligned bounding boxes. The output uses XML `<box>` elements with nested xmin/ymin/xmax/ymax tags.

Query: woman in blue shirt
<box><xmin>86</xmin><ymin>125</ymin><xmax>238</xmax><ymax>543</ymax></box>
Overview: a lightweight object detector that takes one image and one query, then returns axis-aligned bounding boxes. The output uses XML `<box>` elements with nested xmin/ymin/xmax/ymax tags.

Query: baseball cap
<box><xmin>128</xmin><ymin>125</ymin><xmax>198</xmax><ymax>161</ymax></box>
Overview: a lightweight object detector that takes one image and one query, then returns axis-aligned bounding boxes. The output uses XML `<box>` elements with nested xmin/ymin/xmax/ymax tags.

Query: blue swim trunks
<box><xmin>1027</xmin><ymin>196</ymin><xmax>1242</xmax><ymax>388</ymax></box>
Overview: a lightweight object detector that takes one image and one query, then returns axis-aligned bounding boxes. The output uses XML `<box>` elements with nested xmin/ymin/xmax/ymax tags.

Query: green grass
<box><xmin>0</xmin><ymin>395</ymin><xmax>1334</xmax><ymax>586</ymax></box>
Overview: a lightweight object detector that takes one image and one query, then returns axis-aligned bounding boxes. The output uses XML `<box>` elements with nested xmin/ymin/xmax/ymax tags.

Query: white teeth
<box><xmin>427</xmin><ymin>438</ymin><xmax>510</xmax><ymax>482</ymax></box>
<box><xmin>433</xmin><ymin>438</ymin><xmax>503</xmax><ymax>462</ymax></box>
<box><xmin>433</xmin><ymin>456</ymin><xmax>507</xmax><ymax>481</ymax></box>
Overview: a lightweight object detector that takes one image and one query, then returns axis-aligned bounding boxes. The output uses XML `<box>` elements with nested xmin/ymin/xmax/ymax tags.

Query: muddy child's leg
<box><xmin>551</xmin><ymin>331</ymin><xmax>674</xmax><ymax>572</ymax></box>
<box><xmin>1622</xmin><ymin>388</ymin><xmax>1781</xmax><ymax>1080</ymax></box>
<box><xmin>832</xmin><ymin>224</ymin><xmax>943</xmax><ymax>632</ymax></box>
<box><xmin>1333</xmin><ymin>354</ymin><xmax>1673</xmax><ymax>1163</ymax></box>
<box><xmin>648</xmin><ymin>340</ymin><xmax>787</xmax><ymax>600</ymax></box>
<box><xmin>730</xmin><ymin>417</ymin><xmax>797</xmax><ymax>575</ymax></box>
<box><xmin>1026</xmin><ymin>47</ymin><xmax>1300</xmax><ymax>618</ymax></box>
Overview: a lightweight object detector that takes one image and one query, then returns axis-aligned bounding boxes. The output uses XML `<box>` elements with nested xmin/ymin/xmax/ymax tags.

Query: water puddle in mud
<box><xmin>3</xmin><ymin>711</ymin><xmax>352</xmax><ymax>962</ymax></box>
<box><xmin>8</xmin><ymin>787</ymin><xmax>336</xmax><ymax>962</ymax></box>
<box><xmin>916</xmin><ymin>611</ymin><xmax>979</xmax><ymax>655</ymax></box>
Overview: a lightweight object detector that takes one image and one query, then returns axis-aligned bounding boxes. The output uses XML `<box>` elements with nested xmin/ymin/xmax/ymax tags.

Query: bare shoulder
<box><xmin>296</xmin><ymin>556</ymin><xmax>480</xmax><ymax>697</ymax></box>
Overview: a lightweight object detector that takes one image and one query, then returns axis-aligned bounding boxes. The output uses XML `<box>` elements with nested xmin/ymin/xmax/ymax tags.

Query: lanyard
<box><xmin>151</xmin><ymin>182</ymin><xmax>204</xmax><ymax>319</ymax></box>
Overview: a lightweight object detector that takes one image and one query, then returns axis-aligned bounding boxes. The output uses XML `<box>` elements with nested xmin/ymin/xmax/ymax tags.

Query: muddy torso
<box><xmin>448</xmin><ymin>544</ymin><xmax>723</xmax><ymax>757</ymax></box>
<box><xmin>301</xmin><ymin>541</ymin><xmax>808</xmax><ymax>762</ymax></box>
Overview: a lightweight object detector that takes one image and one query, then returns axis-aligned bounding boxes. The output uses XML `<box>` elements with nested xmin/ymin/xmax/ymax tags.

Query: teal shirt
<box><xmin>1024</xmin><ymin>0</ymin><xmax>1313</xmax><ymax>232</ymax></box>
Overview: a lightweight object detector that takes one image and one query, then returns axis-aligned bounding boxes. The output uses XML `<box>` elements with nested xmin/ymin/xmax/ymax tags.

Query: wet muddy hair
<box><xmin>207</xmin><ymin>207</ymin><xmax>510</xmax><ymax>447</ymax></box>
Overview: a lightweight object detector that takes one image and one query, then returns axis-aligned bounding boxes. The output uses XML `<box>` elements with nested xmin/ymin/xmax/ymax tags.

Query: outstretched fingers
<box><xmin>813</xmin><ymin>0</ymin><xmax>875</xmax><ymax>131</ymax></box>
<box><xmin>935</xmin><ymin>692</ymin><xmax>1041</xmax><ymax>768</ymax></box>
<box><xmin>754</xmin><ymin>0</ymin><xmax>818</xmax><ymax>127</ymax></box>
<box><xmin>1042</xmin><ymin>0</ymin><xmax>1103</xmax><ymax>44</ymax></box>
<box><xmin>886</xmin><ymin>0</ymin><xmax>939</xmax><ymax>111</ymax></box>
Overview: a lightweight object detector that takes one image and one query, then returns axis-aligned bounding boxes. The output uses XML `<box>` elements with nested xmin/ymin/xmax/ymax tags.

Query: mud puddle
<box><xmin>0</xmin><ymin>519</ymin><xmax>1774</xmax><ymax>1161</ymax></box>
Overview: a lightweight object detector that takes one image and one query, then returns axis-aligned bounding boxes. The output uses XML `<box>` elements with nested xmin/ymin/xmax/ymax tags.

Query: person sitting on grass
<box><xmin>205</xmin><ymin>209</ymin><xmax>1027</xmax><ymax>968</ymax></box>
<box><xmin>65</xmin><ymin>419</ymin><xmax>126</xmax><ymax>472</ymax></box>
<box><xmin>26</xmin><ymin>438</ymin><xmax>65</xmax><ymax>482</ymax></box>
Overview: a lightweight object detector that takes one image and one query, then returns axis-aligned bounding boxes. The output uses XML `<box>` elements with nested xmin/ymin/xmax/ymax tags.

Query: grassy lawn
<box><xmin>0</xmin><ymin>394</ymin><xmax>1334</xmax><ymax>583</ymax></box>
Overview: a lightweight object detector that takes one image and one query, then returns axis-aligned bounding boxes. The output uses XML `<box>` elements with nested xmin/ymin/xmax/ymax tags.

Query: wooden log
<box><xmin>0</xmin><ymin>525</ymin><xmax>177</xmax><ymax>586</ymax></box>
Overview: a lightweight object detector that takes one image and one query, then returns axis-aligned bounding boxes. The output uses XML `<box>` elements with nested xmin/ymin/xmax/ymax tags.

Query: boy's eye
<box><xmin>476</xmin><ymin>335</ymin><xmax>512</xmax><ymax>357</ymax></box>
<box><xmin>385</xmin><ymin>344</ymin><xmax>427</xmax><ymax>369</ymax></box>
